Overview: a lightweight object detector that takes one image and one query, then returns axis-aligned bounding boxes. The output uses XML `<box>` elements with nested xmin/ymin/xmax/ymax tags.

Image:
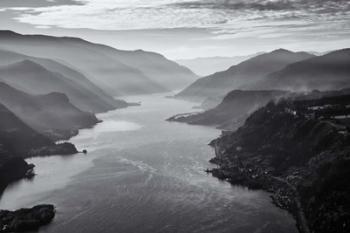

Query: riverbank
<box><xmin>0</xmin><ymin>141</ymin><xmax>80</xmax><ymax>232</ymax></box>
<box><xmin>0</xmin><ymin>102</ymin><xmax>95</xmax><ymax>232</ymax></box>
<box><xmin>208</xmin><ymin>153</ymin><xmax>311</xmax><ymax>233</ymax></box>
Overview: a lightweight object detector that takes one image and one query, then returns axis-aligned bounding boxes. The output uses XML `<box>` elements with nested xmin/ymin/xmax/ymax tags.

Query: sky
<box><xmin>0</xmin><ymin>0</ymin><xmax>350</xmax><ymax>59</ymax></box>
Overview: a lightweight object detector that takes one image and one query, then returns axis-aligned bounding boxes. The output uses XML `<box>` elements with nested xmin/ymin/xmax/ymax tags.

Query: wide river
<box><xmin>0</xmin><ymin>93</ymin><xmax>297</xmax><ymax>233</ymax></box>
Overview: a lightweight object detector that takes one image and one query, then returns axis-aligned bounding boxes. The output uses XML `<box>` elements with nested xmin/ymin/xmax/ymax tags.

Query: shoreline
<box><xmin>208</xmin><ymin>143</ymin><xmax>311</xmax><ymax>233</ymax></box>
<box><xmin>0</xmin><ymin>113</ymin><xmax>99</xmax><ymax>232</ymax></box>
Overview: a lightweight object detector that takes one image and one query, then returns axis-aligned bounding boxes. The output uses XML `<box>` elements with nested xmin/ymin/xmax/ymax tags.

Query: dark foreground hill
<box><xmin>0</xmin><ymin>204</ymin><xmax>55</xmax><ymax>232</ymax></box>
<box><xmin>208</xmin><ymin>94</ymin><xmax>350</xmax><ymax>233</ymax></box>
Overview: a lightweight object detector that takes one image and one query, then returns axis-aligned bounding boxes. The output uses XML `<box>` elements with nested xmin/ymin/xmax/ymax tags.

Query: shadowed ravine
<box><xmin>0</xmin><ymin>93</ymin><xmax>297</xmax><ymax>233</ymax></box>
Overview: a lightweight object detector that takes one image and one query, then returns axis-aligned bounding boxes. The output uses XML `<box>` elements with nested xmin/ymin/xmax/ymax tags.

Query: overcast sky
<box><xmin>0</xmin><ymin>0</ymin><xmax>350</xmax><ymax>59</ymax></box>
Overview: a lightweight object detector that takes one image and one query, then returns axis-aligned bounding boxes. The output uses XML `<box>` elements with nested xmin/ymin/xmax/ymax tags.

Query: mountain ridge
<box><xmin>0</xmin><ymin>49</ymin><xmax>123</xmax><ymax>112</ymax></box>
<box><xmin>0</xmin><ymin>59</ymin><xmax>129</xmax><ymax>113</ymax></box>
<box><xmin>253</xmin><ymin>48</ymin><xmax>350</xmax><ymax>91</ymax></box>
<box><xmin>175</xmin><ymin>49</ymin><xmax>314</xmax><ymax>101</ymax></box>
<box><xmin>0</xmin><ymin>30</ymin><xmax>198</xmax><ymax>95</ymax></box>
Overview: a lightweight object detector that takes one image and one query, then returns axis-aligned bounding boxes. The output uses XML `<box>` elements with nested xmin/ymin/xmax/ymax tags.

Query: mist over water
<box><xmin>0</xmin><ymin>93</ymin><xmax>297</xmax><ymax>233</ymax></box>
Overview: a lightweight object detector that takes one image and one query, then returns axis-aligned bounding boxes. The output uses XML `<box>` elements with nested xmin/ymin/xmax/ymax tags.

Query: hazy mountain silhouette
<box><xmin>0</xmin><ymin>30</ymin><xmax>198</xmax><ymax>95</ymax></box>
<box><xmin>0</xmin><ymin>49</ymin><xmax>124</xmax><ymax>113</ymax></box>
<box><xmin>176</xmin><ymin>54</ymin><xmax>261</xmax><ymax>76</ymax></box>
<box><xmin>0</xmin><ymin>60</ymin><xmax>129</xmax><ymax>113</ymax></box>
<box><xmin>95</xmin><ymin>48</ymin><xmax>198</xmax><ymax>90</ymax></box>
<box><xmin>0</xmin><ymin>82</ymin><xmax>99</xmax><ymax>140</ymax></box>
<box><xmin>176</xmin><ymin>49</ymin><xmax>314</xmax><ymax>101</ymax></box>
<box><xmin>252</xmin><ymin>48</ymin><xmax>350</xmax><ymax>91</ymax></box>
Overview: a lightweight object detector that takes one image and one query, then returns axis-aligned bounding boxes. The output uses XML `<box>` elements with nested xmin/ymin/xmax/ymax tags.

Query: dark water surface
<box><xmin>0</xmin><ymin>93</ymin><xmax>297</xmax><ymax>233</ymax></box>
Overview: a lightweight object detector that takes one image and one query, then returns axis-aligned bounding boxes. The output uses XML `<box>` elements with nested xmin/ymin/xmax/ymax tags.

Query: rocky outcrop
<box><xmin>0</xmin><ymin>205</ymin><xmax>55</xmax><ymax>232</ymax></box>
<box><xmin>28</xmin><ymin>142</ymin><xmax>78</xmax><ymax>157</ymax></box>
<box><xmin>208</xmin><ymin>94</ymin><xmax>350</xmax><ymax>233</ymax></box>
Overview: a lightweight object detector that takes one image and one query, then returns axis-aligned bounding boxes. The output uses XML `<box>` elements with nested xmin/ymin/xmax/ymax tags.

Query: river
<box><xmin>0</xmin><ymin>93</ymin><xmax>297</xmax><ymax>233</ymax></box>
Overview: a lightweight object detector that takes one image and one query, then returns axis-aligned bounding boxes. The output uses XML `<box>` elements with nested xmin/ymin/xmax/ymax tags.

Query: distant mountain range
<box><xmin>252</xmin><ymin>48</ymin><xmax>350</xmax><ymax>92</ymax></box>
<box><xmin>176</xmin><ymin>48</ymin><xmax>350</xmax><ymax>105</ymax></box>
<box><xmin>0</xmin><ymin>59</ymin><xmax>129</xmax><ymax>113</ymax></box>
<box><xmin>171</xmin><ymin>47</ymin><xmax>350</xmax><ymax>131</ymax></box>
<box><xmin>0</xmin><ymin>30</ymin><xmax>198</xmax><ymax>96</ymax></box>
<box><xmin>0</xmin><ymin>49</ymin><xmax>124</xmax><ymax>113</ymax></box>
<box><xmin>176</xmin><ymin>54</ymin><xmax>260</xmax><ymax>76</ymax></box>
<box><xmin>175</xmin><ymin>49</ymin><xmax>314</xmax><ymax>101</ymax></box>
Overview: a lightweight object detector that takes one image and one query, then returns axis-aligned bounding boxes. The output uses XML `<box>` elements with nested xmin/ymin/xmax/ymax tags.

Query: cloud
<box><xmin>2</xmin><ymin>0</ymin><xmax>350</xmax><ymax>45</ymax></box>
<box><xmin>171</xmin><ymin>0</ymin><xmax>296</xmax><ymax>11</ymax></box>
<box><xmin>7</xmin><ymin>0</ymin><xmax>230</xmax><ymax>30</ymax></box>
<box><xmin>171</xmin><ymin>0</ymin><xmax>350</xmax><ymax>12</ymax></box>
<box><xmin>0</xmin><ymin>0</ymin><xmax>83</xmax><ymax>8</ymax></box>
